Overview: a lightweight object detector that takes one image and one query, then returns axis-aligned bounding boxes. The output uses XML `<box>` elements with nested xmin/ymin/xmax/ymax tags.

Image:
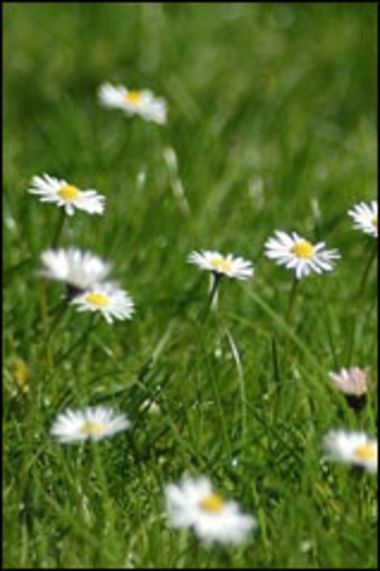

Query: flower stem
<box><xmin>358</xmin><ymin>241</ymin><xmax>377</xmax><ymax>299</ymax></box>
<box><xmin>52</xmin><ymin>209</ymin><xmax>66</xmax><ymax>247</ymax></box>
<box><xmin>286</xmin><ymin>276</ymin><xmax>300</xmax><ymax>325</ymax></box>
<box><xmin>209</xmin><ymin>272</ymin><xmax>221</xmax><ymax>311</ymax></box>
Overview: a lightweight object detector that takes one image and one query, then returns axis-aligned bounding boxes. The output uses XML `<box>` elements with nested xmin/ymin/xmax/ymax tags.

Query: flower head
<box><xmin>40</xmin><ymin>247</ymin><xmax>112</xmax><ymax>295</ymax></box>
<box><xmin>188</xmin><ymin>250</ymin><xmax>254</xmax><ymax>280</ymax></box>
<box><xmin>329</xmin><ymin>367</ymin><xmax>369</xmax><ymax>411</ymax></box>
<box><xmin>29</xmin><ymin>174</ymin><xmax>105</xmax><ymax>216</ymax></box>
<box><xmin>264</xmin><ymin>231</ymin><xmax>340</xmax><ymax>279</ymax></box>
<box><xmin>51</xmin><ymin>407</ymin><xmax>130</xmax><ymax>444</ymax></box>
<box><xmin>70</xmin><ymin>283</ymin><xmax>135</xmax><ymax>324</ymax></box>
<box><xmin>323</xmin><ymin>430</ymin><xmax>377</xmax><ymax>473</ymax></box>
<box><xmin>329</xmin><ymin>367</ymin><xmax>369</xmax><ymax>397</ymax></box>
<box><xmin>164</xmin><ymin>476</ymin><xmax>257</xmax><ymax>545</ymax></box>
<box><xmin>98</xmin><ymin>82</ymin><xmax>167</xmax><ymax>125</ymax></box>
<box><xmin>348</xmin><ymin>201</ymin><xmax>377</xmax><ymax>238</ymax></box>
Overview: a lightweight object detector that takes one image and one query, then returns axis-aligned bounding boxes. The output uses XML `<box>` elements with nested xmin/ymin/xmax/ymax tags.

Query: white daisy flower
<box><xmin>164</xmin><ymin>476</ymin><xmax>257</xmax><ymax>546</ymax></box>
<box><xmin>29</xmin><ymin>174</ymin><xmax>105</xmax><ymax>216</ymax></box>
<box><xmin>329</xmin><ymin>367</ymin><xmax>369</xmax><ymax>398</ymax></box>
<box><xmin>70</xmin><ymin>283</ymin><xmax>135</xmax><ymax>324</ymax></box>
<box><xmin>323</xmin><ymin>430</ymin><xmax>377</xmax><ymax>473</ymax></box>
<box><xmin>188</xmin><ymin>250</ymin><xmax>254</xmax><ymax>280</ymax></box>
<box><xmin>40</xmin><ymin>247</ymin><xmax>112</xmax><ymax>295</ymax></box>
<box><xmin>98</xmin><ymin>82</ymin><xmax>167</xmax><ymax>125</ymax></box>
<box><xmin>348</xmin><ymin>200</ymin><xmax>378</xmax><ymax>238</ymax></box>
<box><xmin>264</xmin><ymin>231</ymin><xmax>340</xmax><ymax>279</ymax></box>
<box><xmin>51</xmin><ymin>406</ymin><xmax>130</xmax><ymax>444</ymax></box>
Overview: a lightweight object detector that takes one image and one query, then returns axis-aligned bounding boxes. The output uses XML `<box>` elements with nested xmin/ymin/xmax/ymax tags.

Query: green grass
<box><xmin>3</xmin><ymin>3</ymin><xmax>378</xmax><ymax>568</ymax></box>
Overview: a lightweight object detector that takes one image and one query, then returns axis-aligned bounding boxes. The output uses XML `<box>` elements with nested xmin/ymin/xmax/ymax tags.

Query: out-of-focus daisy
<box><xmin>348</xmin><ymin>201</ymin><xmax>377</xmax><ymax>238</ymax></box>
<box><xmin>164</xmin><ymin>476</ymin><xmax>257</xmax><ymax>546</ymax></box>
<box><xmin>264</xmin><ymin>231</ymin><xmax>340</xmax><ymax>279</ymax></box>
<box><xmin>70</xmin><ymin>284</ymin><xmax>135</xmax><ymax>323</ymax></box>
<box><xmin>40</xmin><ymin>247</ymin><xmax>112</xmax><ymax>296</ymax></box>
<box><xmin>188</xmin><ymin>250</ymin><xmax>254</xmax><ymax>281</ymax></box>
<box><xmin>323</xmin><ymin>430</ymin><xmax>377</xmax><ymax>473</ymax></box>
<box><xmin>29</xmin><ymin>174</ymin><xmax>105</xmax><ymax>216</ymax></box>
<box><xmin>98</xmin><ymin>82</ymin><xmax>167</xmax><ymax>125</ymax></box>
<box><xmin>329</xmin><ymin>367</ymin><xmax>369</xmax><ymax>411</ymax></box>
<box><xmin>51</xmin><ymin>407</ymin><xmax>130</xmax><ymax>444</ymax></box>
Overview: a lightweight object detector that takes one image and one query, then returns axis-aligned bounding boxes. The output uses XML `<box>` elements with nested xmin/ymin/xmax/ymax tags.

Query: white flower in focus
<box><xmin>51</xmin><ymin>407</ymin><xmax>130</xmax><ymax>444</ymax></box>
<box><xmin>29</xmin><ymin>174</ymin><xmax>105</xmax><ymax>216</ymax></box>
<box><xmin>98</xmin><ymin>82</ymin><xmax>167</xmax><ymax>125</ymax></box>
<box><xmin>188</xmin><ymin>250</ymin><xmax>254</xmax><ymax>280</ymax></box>
<box><xmin>264</xmin><ymin>231</ymin><xmax>340</xmax><ymax>279</ymax></box>
<box><xmin>328</xmin><ymin>367</ymin><xmax>369</xmax><ymax>398</ymax></box>
<box><xmin>70</xmin><ymin>283</ymin><xmax>135</xmax><ymax>323</ymax></box>
<box><xmin>348</xmin><ymin>201</ymin><xmax>378</xmax><ymax>238</ymax></box>
<box><xmin>164</xmin><ymin>476</ymin><xmax>257</xmax><ymax>545</ymax></box>
<box><xmin>323</xmin><ymin>430</ymin><xmax>377</xmax><ymax>473</ymax></box>
<box><xmin>40</xmin><ymin>248</ymin><xmax>112</xmax><ymax>294</ymax></box>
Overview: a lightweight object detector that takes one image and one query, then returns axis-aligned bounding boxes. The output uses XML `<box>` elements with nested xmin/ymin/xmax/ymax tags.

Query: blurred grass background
<box><xmin>3</xmin><ymin>3</ymin><xmax>377</xmax><ymax>568</ymax></box>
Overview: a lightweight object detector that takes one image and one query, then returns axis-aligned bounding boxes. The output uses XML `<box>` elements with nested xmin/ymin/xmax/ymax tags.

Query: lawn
<box><xmin>3</xmin><ymin>2</ymin><xmax>378</xmax><ymax>569</ymax></box>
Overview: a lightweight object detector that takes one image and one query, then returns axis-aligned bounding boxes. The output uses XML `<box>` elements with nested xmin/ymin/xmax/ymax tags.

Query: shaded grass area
<box><xmin>3</xmin><ymin>3</ymin><xmax>377</xmax><ymax>568</ymax></box>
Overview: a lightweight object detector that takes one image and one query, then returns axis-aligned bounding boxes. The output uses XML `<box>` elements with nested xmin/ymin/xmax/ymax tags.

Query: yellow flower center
<box><xmin>210</xmin><ymin>257</ymin><xmax>233</xmax><ymax>273</ymax></box>
<box><xmin>85</xmin><ymin>292</ymin><xmax>110</xmax><ymax>307</ymax></box>
<box><xmin>80</xmin><ymin>420</ymin><xmax>105</xmax><ymax>436</ymax></box>
<box><xmin>58</xmin><ymin>184</ymin><xmax>81</xmax><ymax>201</ymax></box>
<box><xmin>354</xmin><ymin>443</ymin><xmax>376</xmax><ymax>461</ymax></box>
<box><xmin>372</xmin><ymin>215</ymin><xmax>377</xmax><ymax>228</ymax></box>
<box><xmin>291</xmin><ymin>240</ymin><xmax>315</xmax><ymax>259</ymax></box>
<box><xmin>125</xmin><ymin>90</ymin><xmax>142</xmax><ymax>104</ymax></box>
<box><xmin>199</xmin><ymin>492</ymin><xmax>225</xmax><ymax>513</ymax></box>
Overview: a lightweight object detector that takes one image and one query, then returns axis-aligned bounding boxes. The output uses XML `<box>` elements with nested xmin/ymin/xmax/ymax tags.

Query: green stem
<box><xmin>43</xmin><ymin>301</ymin><xmax>68</xmax><ymax>374</ymax></box>
<box><xmin>286</xmin><ymin>276</ymin><xmax>300</xmax><ymax>325</ymax></box>
<box><xmin>358</xmin><ymin>241</ymin><xmax>377</xmax><ymax>299</ymax></box>
<box><xmin>201</xmin><ymin>273</ymin><xmax>221</xmax><ymax>322</ymax></box>
<box><xmin>209</xmin><ymin>272</ymin><xmax>221</xmax><ymax>310</ymax></box>
<box><xmin>52</xmin><ymin>209</ymin><xmax>66</xmax><ymax>247</ymax></box>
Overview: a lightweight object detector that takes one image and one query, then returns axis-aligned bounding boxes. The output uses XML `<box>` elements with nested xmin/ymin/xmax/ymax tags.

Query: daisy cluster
<box><xmin>26</xmin><ymin>80</ymin><xmax>377</xmax><ymax>549</ymax></box>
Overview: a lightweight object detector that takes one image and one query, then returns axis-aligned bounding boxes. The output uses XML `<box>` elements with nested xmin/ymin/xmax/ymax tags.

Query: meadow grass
<box><xmin>3</xmin><ymin>3</ymin><xmax>378</xmax><ymax>568</ymax></box>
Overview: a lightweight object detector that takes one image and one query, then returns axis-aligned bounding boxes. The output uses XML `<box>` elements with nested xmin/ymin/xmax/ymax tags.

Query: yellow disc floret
<box><xmin>199</xmin><ymin>492</ymin><xmax>225</xmax><ymax>513</ymax></box>
<box><xmin>125</xmin><ymin>90</ymin><xmax>142</xmax><ymax>104</ymax></box>
<box><xmin>291</xmin><ymin>239</ymin><xmax>315</xmax><ymax>259</ymax></box>
<box><xmin>58</xmin><ymin>184</ymin><xmax>81</xmax><ymax>201</ymax></box>
<box><xmin>372</xmin><ymin>215</ymin><xmax>378</xmax><ymax>229</ymax></box>
<box><xmin>210</xmin><ymin>257</ymin><xmax>233</xmax><ymax>273</ymax></box>
<box><xmin>354</xmin><ymin>443</ymin><xmax>376</xmax><ymax>462</ymax></box>
<box><xmin>85</xmin><ymin>292</ymin><xmax>110</xmax><ymax>307</ymax></box>
<box><xmin>80</xmin><ymin>420</ymin><xmax>105</xmax><ymax>436</ymax></box>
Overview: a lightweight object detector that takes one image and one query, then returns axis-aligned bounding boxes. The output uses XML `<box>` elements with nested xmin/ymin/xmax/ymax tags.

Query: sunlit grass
<box><xmin>3</xmin><ymin>3</ymin><xmax>377</xmax><ymax>568</ymax></box>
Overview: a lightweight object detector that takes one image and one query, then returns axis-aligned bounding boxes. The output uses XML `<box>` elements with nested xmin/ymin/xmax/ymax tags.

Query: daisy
<box><xmin>323</xmin><ymin>430</ymin><xmax>377</xmax><ymax>473</ymax></box>
<box><xmin>164</xmin><ymin>476</ymin><xmax>257</xmax><ymax>546</ymax></box>
<box><xmin>264</xmin><ymin>231</ymin><xmax>340</xmax><ymax>279</ymax></box>
<box><xmin>29</xmin><ymin>174</ymin><xmax>105</xmax><ymax>216</ymax></box>
<box><xmin>98</xmin><ymin>82</ymin><xmax>167</xmax><ymax>125</ymax></box>
<box><xmin>40</xmin><ymin>247</ymin><xmax>112</xmax><ymax>296</ymax></box>
<box><xmin>187</xmin><ymin>250</ymin><xmax>254</xmax><ymax>281</ymax></box>
<box><xmin>70</xmin><ymin>283</ymin><xmax>135</xmax><ymax>324</ymax></box>
<box><xmin>348</xmin><ymin>200</ymin><xmax>377</xmax><ymax>238</ymax></box>
<box><xmin>51</xmin><ymin>406</ymin><xmax>130</xmax><ymax>444</ymax></box>
<box><xmin>329</xmin><ymin>367</ymin><xmax>369</xmax><ymax>411</ymax></box>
